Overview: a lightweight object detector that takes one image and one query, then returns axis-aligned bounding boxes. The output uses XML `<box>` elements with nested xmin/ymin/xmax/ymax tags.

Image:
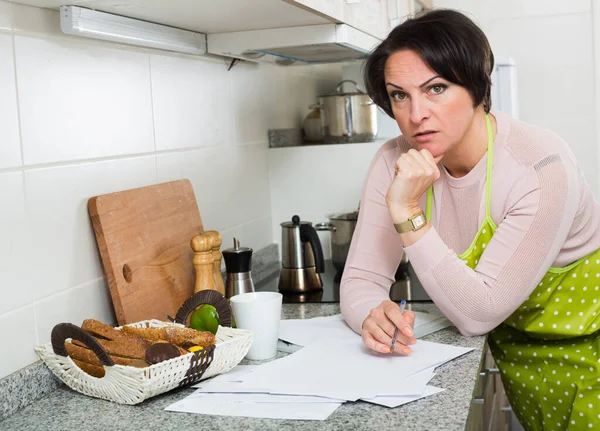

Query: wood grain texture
<box><xmin>88</xmin><ymin>180</ymin><xmax>203</xmax><ymax>325</ymax></box>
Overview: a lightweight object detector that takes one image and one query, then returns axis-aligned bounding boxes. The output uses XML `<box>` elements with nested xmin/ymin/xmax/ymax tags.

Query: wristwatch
<box><xmin>394</xmin><ymin>210</ymin><xmax>427</xmax><ymax>233</ymax></box>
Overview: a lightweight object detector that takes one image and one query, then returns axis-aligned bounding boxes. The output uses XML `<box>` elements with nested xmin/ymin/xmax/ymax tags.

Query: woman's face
<box><xmin>384</xmin><ymin>49</ymin><xmax>476</xmax><ymax>158</ymax></box>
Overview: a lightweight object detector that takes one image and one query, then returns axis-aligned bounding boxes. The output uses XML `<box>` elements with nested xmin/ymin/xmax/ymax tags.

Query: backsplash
<box><xmin>0</xmin><ymin>1</ymin><xmax>342</xmax><ymax>380</ymax></box>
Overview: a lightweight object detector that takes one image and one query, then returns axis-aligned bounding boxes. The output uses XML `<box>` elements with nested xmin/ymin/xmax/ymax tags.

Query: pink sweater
<box><xmin>340</xmin><ymin>110</ymin><xmax>600</xmax><ymax>336</ymax></box>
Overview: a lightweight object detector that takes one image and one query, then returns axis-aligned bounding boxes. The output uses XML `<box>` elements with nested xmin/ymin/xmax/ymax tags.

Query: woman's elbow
<box><xmin>454</xmin><ymin>321</ymin><xmax>495</xmax><ymax>337</ymax></box>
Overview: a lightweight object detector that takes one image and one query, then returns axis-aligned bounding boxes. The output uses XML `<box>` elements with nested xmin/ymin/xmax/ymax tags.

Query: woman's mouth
<box><xmin>413</xmin><ymin>130</ymin><xmax>438</xmax><ymax>143</ymax></box>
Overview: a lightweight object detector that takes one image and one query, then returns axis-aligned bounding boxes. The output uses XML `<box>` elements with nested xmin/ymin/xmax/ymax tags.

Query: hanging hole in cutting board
<box><xmin>123</xmin><ymin>264</ymin><xmax>133</xmax><ymax>283</ymax></box>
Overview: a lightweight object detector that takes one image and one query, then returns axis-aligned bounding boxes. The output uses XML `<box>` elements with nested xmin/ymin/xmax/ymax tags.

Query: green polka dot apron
<box><xmin>426</xmin><ymin>114</ymin><xmax>600</xmax><ymax>431</ymax></box>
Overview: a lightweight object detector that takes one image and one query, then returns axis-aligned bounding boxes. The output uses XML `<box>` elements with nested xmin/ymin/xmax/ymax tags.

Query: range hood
<box><xmin>207</xmin><ymin>24</ymin><xmax>382</xmax><ymax>65</ymax></box>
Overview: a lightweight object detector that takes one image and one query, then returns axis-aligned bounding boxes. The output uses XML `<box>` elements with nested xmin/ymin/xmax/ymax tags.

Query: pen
<box><xmin>389</xmin><ymin>300</ymin><xmax>406</xmax><ymax>354</ymax></box>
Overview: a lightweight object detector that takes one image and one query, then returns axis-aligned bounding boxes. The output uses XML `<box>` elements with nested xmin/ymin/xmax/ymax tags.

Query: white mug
<box><xmin>230</xmin><ymin>292</ymin><xmax>283</xmax><ymax>360</ymax></box>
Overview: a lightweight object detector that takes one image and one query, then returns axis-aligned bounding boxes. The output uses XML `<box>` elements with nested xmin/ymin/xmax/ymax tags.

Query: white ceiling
<box><xmin>8</xmin><ymin>0</ymin><xmax>334</xmax><ymax>33</ymax></box>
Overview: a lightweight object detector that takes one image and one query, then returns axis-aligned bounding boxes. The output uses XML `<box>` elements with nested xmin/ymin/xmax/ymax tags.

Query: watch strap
<box><xmin>394</xmin><ymin>210</ymin><xmax>426</xmax><ymax>233</ymax></box>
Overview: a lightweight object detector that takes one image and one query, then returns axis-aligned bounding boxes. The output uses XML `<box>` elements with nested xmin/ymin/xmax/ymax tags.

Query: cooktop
<box><xmin>254</xmin><ymin>259</ymin><xmax>433</xmax><ymax>304</ymax></box>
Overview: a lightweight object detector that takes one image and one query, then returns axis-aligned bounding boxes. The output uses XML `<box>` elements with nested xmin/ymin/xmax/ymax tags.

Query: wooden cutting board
<box><xmin>88</xmin><ymin>179</ymin><xmax>203</xmax><ymax>325</ymax></box>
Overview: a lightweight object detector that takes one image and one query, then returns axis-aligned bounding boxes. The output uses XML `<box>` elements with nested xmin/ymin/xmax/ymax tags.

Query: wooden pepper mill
<box><xmin>204</xmin><ymin>230</ymin><xmax>226</xmax><ymax>296</ymax></box>
<box><xmin>190</xmin><ymin>232</ymin><xmax>216</xmax><ymax>293</ymax></box>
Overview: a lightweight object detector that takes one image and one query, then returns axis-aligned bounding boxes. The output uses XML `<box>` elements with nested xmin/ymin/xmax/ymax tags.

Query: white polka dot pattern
<box><xmin>460</xmin><ymin>222</ymin><xmax>600</xmax><ymax>431</ymax></box>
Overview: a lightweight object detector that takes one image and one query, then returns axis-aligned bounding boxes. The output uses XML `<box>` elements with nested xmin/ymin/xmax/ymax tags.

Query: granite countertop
<box><xmin>0</xmin><ymin>303</ymin><xmax>486</xmax><ymax>431</ymax></box>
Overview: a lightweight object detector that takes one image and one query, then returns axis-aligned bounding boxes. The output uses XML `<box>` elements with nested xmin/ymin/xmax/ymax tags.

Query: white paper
<box><xmin>240</xmin><ymin>338</ymin><xmax>472</xmax><ymax>401</ymax></box>
<box><xmin>278</xmin><ymin>312</ymin><xmax>452</xmax><ymax>349</ymax></box>
<box><xmin>165</xmin><ymin>393</ymin><xmax>342</xmax><ymax>420</ymax></box>
<box><xmin>192</xmin><ymin>365</ymin><xmax>258</xmax><ymax>386</ymax></box>
<box><xmin>362</xmin><ymin>385</ymin><xmax>446</xmax><ymax>408</ymax></box>
<box><xmin>189</xmin><ymin>391</ymin><xmax>344</xmax><ymax>403</ymax></box>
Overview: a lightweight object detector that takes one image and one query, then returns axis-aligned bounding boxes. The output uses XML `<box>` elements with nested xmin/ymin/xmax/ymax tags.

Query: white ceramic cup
<box><xmin>230</xmin><ymin>291</ymin><xmax>283</xmax><ymax>360</ymax></box>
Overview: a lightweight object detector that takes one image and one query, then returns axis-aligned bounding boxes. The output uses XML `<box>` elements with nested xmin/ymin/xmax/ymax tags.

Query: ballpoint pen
<box><xmin>389</xmin><ymin>299</ymin><xmax>406</xmax><ymax>354</ymax></box>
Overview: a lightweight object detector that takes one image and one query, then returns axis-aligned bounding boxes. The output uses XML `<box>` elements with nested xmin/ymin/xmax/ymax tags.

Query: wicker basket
<box><xmin>34</xmin><ymin>291</ymin><xmax>254</xmax><ymax>405</ymax></box>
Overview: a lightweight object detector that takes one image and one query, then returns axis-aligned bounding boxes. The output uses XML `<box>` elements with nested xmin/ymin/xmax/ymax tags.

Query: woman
<box><xmin>340</xmin><ymin>8</ymin><xmax>600</xmax><ymax>431</ymax></box>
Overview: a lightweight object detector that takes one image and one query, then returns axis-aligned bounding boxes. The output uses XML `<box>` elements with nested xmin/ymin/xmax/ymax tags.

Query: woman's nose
<box><xmin>410</xmin><ymin>98</ymin><xmax>431</xmax><ymax>124</ymax></box>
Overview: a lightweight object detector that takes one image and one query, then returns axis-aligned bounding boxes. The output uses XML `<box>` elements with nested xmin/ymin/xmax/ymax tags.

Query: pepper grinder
<box><xmin>204</xmin><ymin>230</ymin><xmax>226</xmax><ymax>296</ymax></box>
<box><xmin>190</xmin><ymin>232</ymin><xmax>216</xmax><ymax>293</ymax></box>
<box><xmin>222</xmin><ymin>238</ymin><xmax>255</xmax><ymax>298</ymax></box>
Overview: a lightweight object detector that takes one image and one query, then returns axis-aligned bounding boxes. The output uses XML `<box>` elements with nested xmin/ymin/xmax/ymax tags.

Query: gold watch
<box><xmin>394</xmin><ymin>210</ymin><xmax>427</xmax><ymax>233</ymax></box>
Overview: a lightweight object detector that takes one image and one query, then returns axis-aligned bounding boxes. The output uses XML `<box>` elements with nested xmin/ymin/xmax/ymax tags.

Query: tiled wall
<box><xmin>0</xmin><ymin>1</ymin><xmax>342</xmax><ymax>379</ymax></box>
<box><xmin>433</xmin><ymin>0</ymin><xmax>598</xmax><ymax>194</ymax></box>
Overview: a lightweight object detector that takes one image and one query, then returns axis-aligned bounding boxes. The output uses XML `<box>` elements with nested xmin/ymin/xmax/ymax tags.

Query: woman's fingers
<box><xmin>384</xmin><ymin>302</ymin><xmax>414</xmax><ymax>338</ymax></box>
<box><xmin>362</xmin><ymin>327</ymin><xmax>412</xmax><ymax>355</ymax></box>
<box><xmin>362</xmin><ymin>325</ymin><xmax>391</xmax><ymax>353</ymax></box>
<box><xmin>403</xmin><ymin>310</ymin><xmax>416</xmax><ymax>329</ymax></box>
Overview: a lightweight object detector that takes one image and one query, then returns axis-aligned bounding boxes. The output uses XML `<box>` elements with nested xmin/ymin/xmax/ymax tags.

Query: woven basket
<box><xmin>34</xmin><ymin>291</ymin><xmax>254</xmax><ymax>405</ymax></box>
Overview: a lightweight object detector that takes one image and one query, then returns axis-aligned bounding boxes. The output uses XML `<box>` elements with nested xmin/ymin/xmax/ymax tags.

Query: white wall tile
<box><xmin>0</xmin><ymin>305</ymin><xmax>37</xmax><ymax>379</ymax></box>
<box><xmin>157</xmin><ymin>144</ymin><xmax>271</xmax><ymax>235</ymax></box>
<box><xmin>488</xmin><ymin>13</ymin><xmax>597</xmax><ymax>192</ymax></box>
<box><xmin>24</xmin><ymin>156</ymin><xmax>158</xmax><ymax>301</ymax></box>
<box><xmin>230</xmin><ymin>62</ymin><xmax>277</xmax><ymax>144</ymax></box>
<box><xmin>269</xmin><ymin>141</ymin><xmax>382</xmax><ymax>216</ymax></box>
<box><xmin>0</xmin><ymin>172</ymin><xmax>32</xmax><ymax>315</ymax></box>
<box><xmin>35</xmin><ymin>278</ymin><xmax>115</xmax><ymax>345</ymax></box>
<box><xmin>269</xmin><ymin>141</ymin><xmax>383</xmax><ymax>256</ymax></box>
<box><xmin>11</xmin><ymin>3</ymin><xmax>62</xmax><ymax>37</ymax></box>
<box><xmin>151</xmin><ymin>54</ymin><xmax>235</xmax><ymax>151</ymax></box>
<box><xmin>0</xmin><ymin>34</ymin><xmax>21</xmax><ymax>169</ymax></box>
<box><xmin>15</xmin><ymin>35</ymin><xmax>155</xmax><ymax>165</ymax></box>
<box><xmin>0</xmin><ymin>0</ymin><xmax>11</xmax><ymax>31</ymax></box>
<box><xmin>432</xmin><ymin>0</ymin><xmax>590</xmax><ymax>21</ymax></box>
<box><xmin>220</xmin><ymin>216</ymin><xmax>273</xmax><ymax>257</ymax></box>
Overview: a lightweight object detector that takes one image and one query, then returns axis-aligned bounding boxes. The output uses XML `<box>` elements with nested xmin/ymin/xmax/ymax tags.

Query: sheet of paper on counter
<box><xmin>278</xmin><ymin>312</ymin><xmax>453</xmax><ymax>349</ymax></box>
<box><xmin>362</xmin><ymin>385</ymin><xmax>446</xmax><ymax>408</ymax></box>
<box><xmin>240</xmin><ymin>338</ymin><xmax>472</xmax><ymax>401</ymax></box>
<box><xmin>165</xmin><ymin>392</ymin><xmax>343</xmax><ymax>421</ymax></box>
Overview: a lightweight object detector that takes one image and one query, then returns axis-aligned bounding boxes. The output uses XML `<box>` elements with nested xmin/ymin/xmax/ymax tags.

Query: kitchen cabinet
<box><xmin>6</xmin><ymin>0</ymin><xmax>432</xmax><ymax>41</ymax></box>
<box><xmin>467</xmin><ymin>342</ymin><xmax>519</xmax><ymax>431</ymax></box>
<box><xmin>7</xmin><ymin>0</ymin><xmax>385</xmax><ymax>38</ymax></box>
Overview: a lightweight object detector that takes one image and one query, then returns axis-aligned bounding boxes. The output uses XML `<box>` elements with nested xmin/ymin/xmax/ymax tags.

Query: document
<box><xmin>362</xmin><ymin>385</ymin><xmax>446</xmax><ymax>408</ymax></box>
<box><xmin>240</xmin><ymin>338</ymin><xmax>473</xmax><ymax>401</ymax></box>
<box><xmin>166</xmin><ymin>392</ymin><xmax>343</xmax><ymax>421</ymax></box>
<box><xmin>278</xmin><ymin>312</ymin><xmax>452</xmax><ymax>349</ymax></box>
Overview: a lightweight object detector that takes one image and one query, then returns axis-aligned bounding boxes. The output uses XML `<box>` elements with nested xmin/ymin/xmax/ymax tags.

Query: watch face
<box><xmin>412</xmin><ymin>214</ymin><xmax>426</xmax><ymax>229</ymax></box>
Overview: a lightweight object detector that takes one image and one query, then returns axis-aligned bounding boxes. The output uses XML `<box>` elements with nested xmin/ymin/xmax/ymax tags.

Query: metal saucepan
<box><xmin>310</xmin><ymin>80</ymin><xmax>378</xmax><ymax>145</ymax></box>
<box><xmin>316</xmin><ymin>208</ymin><xmax>410</xmax><ymax>273</ymax></box>
<box><xmin>315</xmin><ymin>210</ymin><xmax>359</xmax><ymax>272</ymax></box>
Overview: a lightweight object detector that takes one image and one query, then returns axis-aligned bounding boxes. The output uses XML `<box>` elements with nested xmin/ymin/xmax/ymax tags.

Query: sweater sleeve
<box><xmin>340</xmin><ymin>141</ymin><xmax>405</xmax><ymax>334</ymax></box>
<box><xmin>404</xmin><ymin>153</ymin><xmax>579</xmax><ymax>336</ymax></box>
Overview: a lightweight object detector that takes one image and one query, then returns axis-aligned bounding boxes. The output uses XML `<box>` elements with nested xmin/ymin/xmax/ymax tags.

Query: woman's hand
<box><xmin>362</xmin><ymin>300</ymin><xmax>416</xmax><ymax>354</ymax></box>
<box><xmin>386</xmin><ymin>149</ymin><xmax>442</xmax><ymax>222</ymax></box>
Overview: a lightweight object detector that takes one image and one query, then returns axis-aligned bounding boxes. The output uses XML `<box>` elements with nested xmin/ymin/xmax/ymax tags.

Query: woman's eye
<box><xmin>391</xmin><ymin>91</ymin><xmax>407</xmax><ymax>101</ymax></box>
<box><xmin>430</xmin><ymin>84</ymin><xmax>447</xmax><ymax>95</ymax></box>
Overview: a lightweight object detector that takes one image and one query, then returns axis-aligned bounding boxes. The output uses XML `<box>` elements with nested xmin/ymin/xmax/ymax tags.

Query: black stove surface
<box><xmin>254</xmin><ymin>260</ymin><xmax>432</xmax><ymax>304</ymax></box>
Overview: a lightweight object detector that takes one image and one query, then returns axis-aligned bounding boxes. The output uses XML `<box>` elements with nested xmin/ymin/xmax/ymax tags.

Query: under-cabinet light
<box><xmin>60</xmin><ymin>5</ymin><xmax>206</xmax><ymax>55</ymax></box>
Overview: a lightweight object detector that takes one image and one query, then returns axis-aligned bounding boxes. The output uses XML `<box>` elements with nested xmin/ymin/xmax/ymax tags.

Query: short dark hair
<box><xmin>364</xmin><ymin>9</ymin><xmax>494</xmax><ymax>118</ymax></box>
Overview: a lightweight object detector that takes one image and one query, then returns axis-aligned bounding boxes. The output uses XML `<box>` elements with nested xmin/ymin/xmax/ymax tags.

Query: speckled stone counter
<box><xmin>0</xmin><ymin>303</ymin><xmax>485</xmax><ymax>431</ymax></box>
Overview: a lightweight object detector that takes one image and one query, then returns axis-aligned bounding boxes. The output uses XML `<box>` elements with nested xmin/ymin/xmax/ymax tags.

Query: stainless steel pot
<box><xmin>315</xmin><ymin>210</ymin><xmax>359</xmax><ymax>272</ymax></box>
<box><xmin>311</xmin><ymin>80</ymin><xmax>378</xmax><ymax>145</ymax></box>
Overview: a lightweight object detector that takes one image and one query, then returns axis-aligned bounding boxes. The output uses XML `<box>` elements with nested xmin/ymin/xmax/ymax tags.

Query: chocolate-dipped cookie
<box><xmin>145</xmin><ymin>342</ymin><xmax>181</xmax><ymax>365</ymax></box>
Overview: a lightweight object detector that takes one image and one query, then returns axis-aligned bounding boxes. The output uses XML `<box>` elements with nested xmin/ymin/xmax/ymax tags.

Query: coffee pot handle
<box><xmin>300</xmin><ymin>224</ymin><xmax>325</xmax><ymax>273</ymax></box>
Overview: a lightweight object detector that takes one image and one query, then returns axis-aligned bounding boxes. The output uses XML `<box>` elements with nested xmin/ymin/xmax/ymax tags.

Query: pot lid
<box><xmin>327</xmin><ymin>211</ymin><xmax>359</xmax><ymax>221</ymax></box>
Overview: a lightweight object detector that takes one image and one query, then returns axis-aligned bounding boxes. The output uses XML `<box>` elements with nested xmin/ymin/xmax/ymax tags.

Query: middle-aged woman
<box><xmin>340</xmin><ymin>8</ymin><xmax>600</xmax><ymax>431</ymax></box>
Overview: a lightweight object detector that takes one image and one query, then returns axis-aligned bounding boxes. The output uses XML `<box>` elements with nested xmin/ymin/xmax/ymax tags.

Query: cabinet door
<box><xmin>346</xmin><ymin>0</ymin><xmax>391</xmax><ymax>39</ymax></box>
<box><xmin>286</xmin><ymin>0</ymin><xmax>391</xmax><ymax>39</ymax></box>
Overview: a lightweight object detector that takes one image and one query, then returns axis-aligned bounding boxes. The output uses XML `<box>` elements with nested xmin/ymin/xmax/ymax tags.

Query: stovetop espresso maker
<box><xmin>279</xmin><ymin>215</ymin><xmax>325</xmax><ymax>293</ymax></box>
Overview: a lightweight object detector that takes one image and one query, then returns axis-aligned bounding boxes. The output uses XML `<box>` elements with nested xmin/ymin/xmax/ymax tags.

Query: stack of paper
<box><xmin>277</xmin><ymin>311</ymin><xmax>452</xmax><ymax>350</ymax></box>
<box><xmin>165</xmin><ymin>312</ymin><xmax>470</xmax><ymax>421</ymax></box>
